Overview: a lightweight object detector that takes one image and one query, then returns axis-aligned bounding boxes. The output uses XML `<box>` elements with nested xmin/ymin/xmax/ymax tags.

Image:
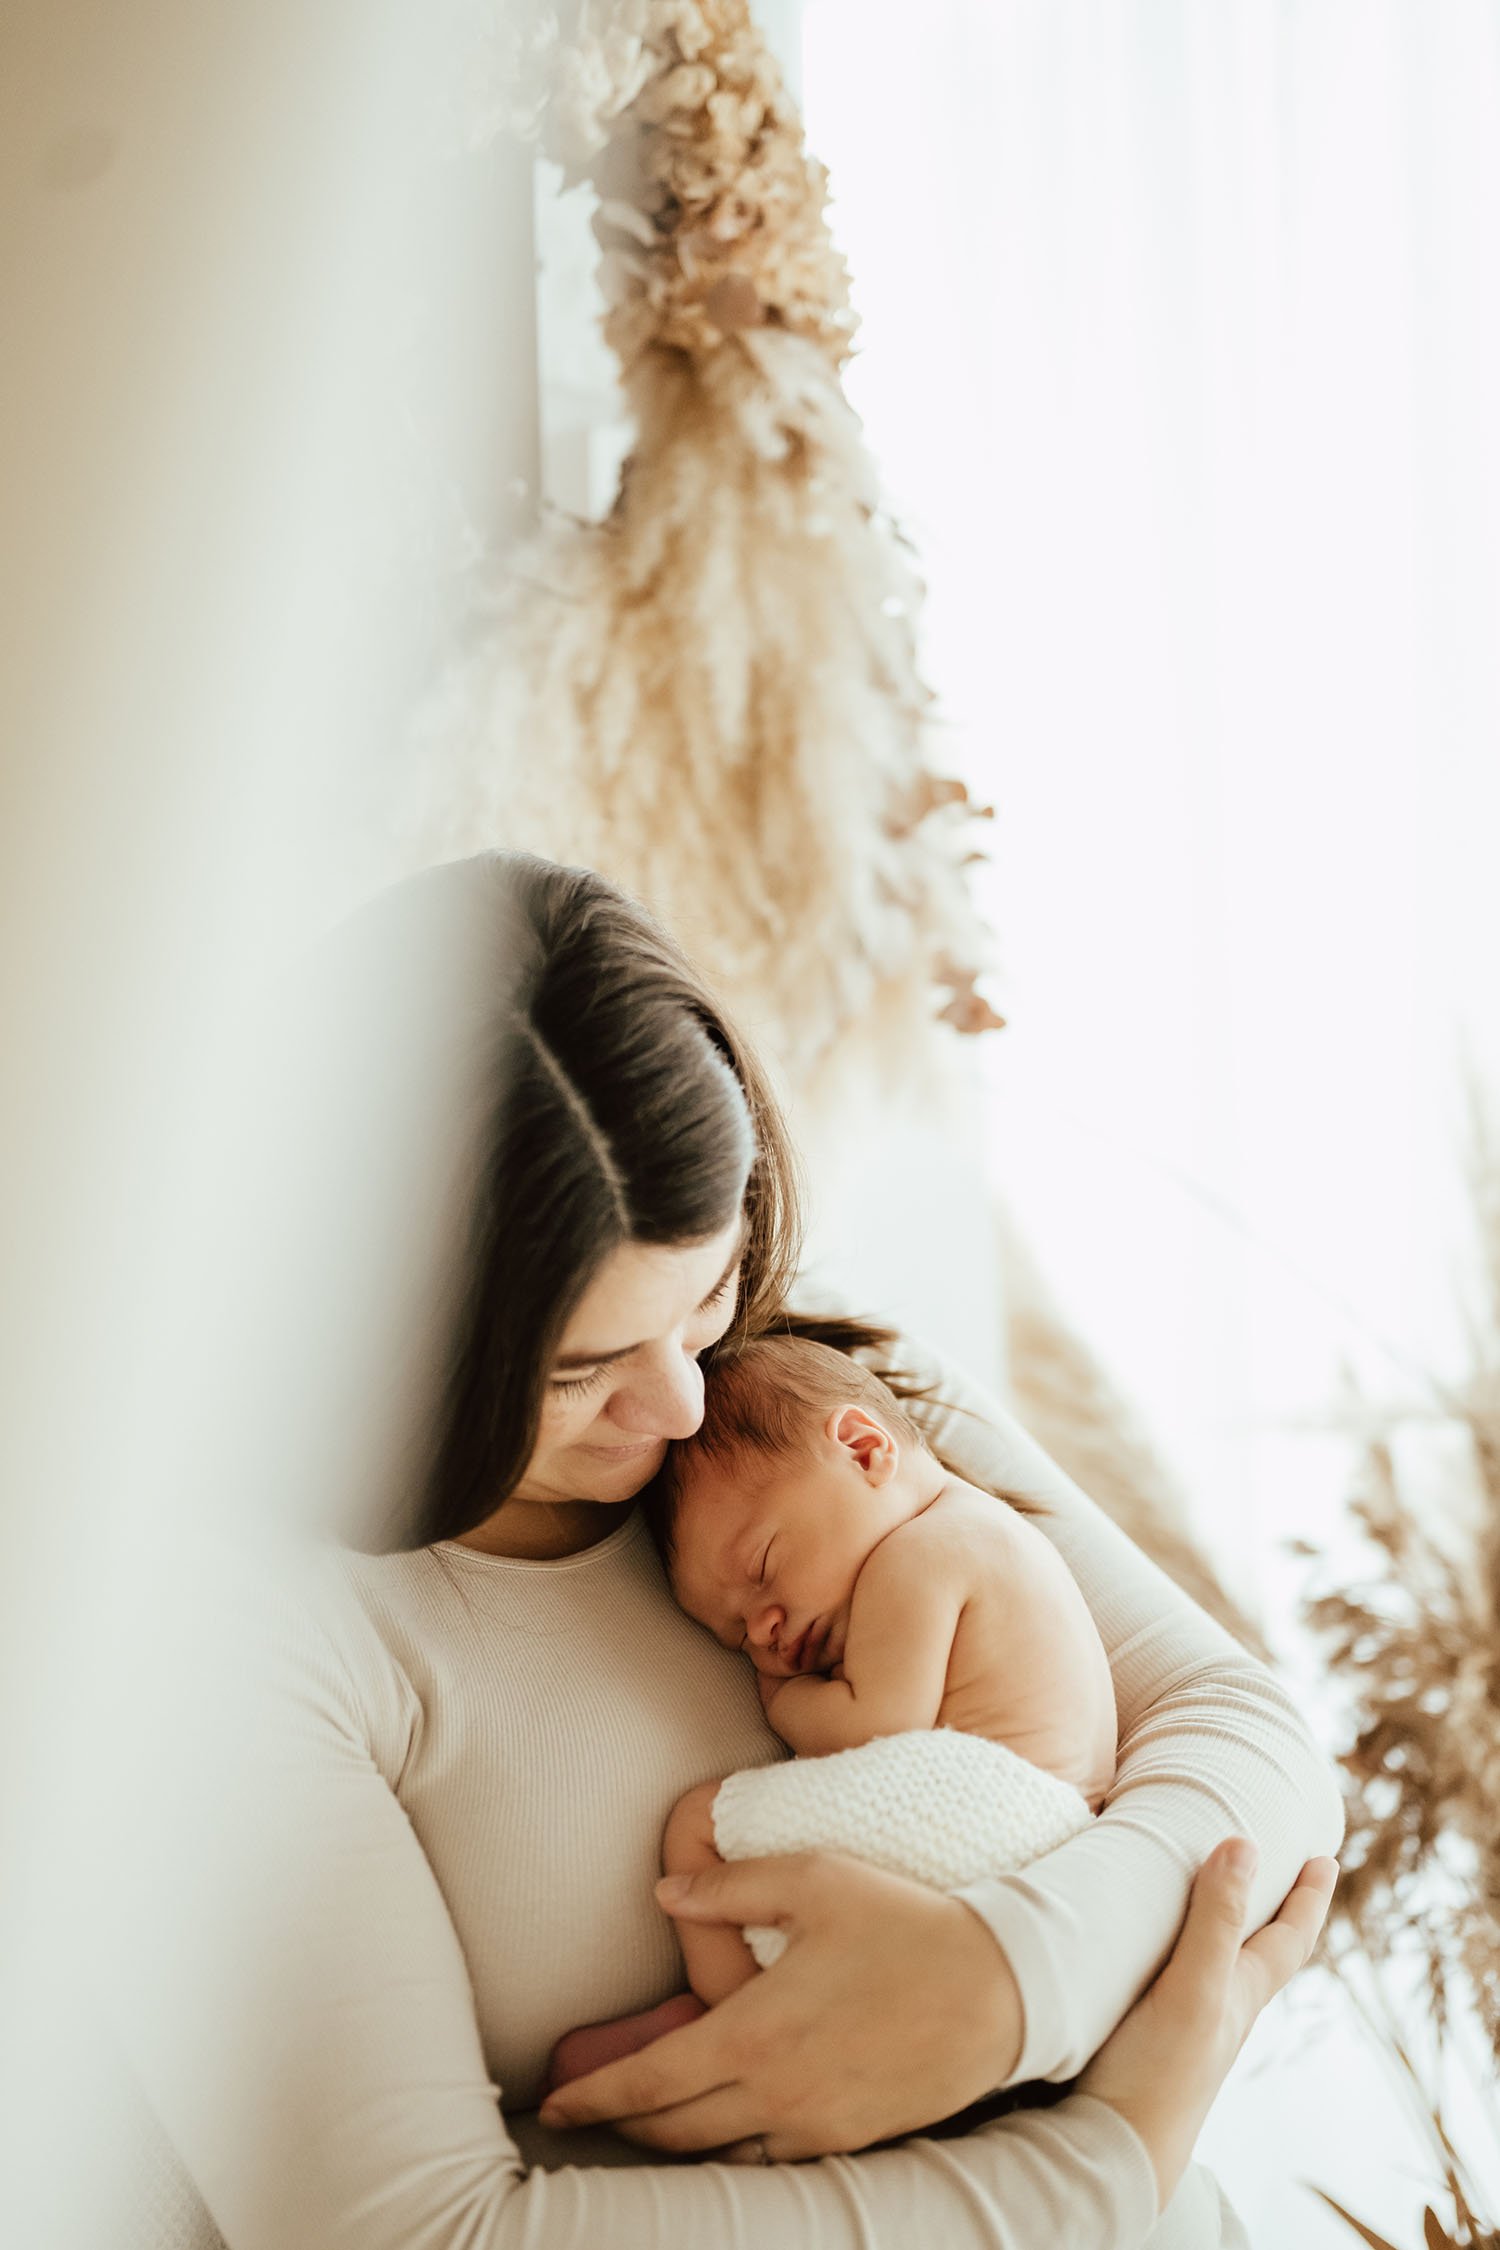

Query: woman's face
<box><xmin>513</xmin><ymin>1216</ymin><xmax>745</xmax><ymax>1508</ymax></box>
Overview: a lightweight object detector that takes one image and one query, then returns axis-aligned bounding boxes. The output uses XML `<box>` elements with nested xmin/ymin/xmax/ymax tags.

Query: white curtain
<box><xmin>800</xmin><ymin>7</ymin><xmax>1500</xmax><ymax>2242</ymax></box>
<box><xmin>803</xmin><ymin>0</ymin><xmax>1500</xmax><ymax>1573</ymax></box>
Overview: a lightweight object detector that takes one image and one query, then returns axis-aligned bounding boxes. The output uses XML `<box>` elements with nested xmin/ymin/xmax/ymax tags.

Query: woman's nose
<box><xmin>607</xmin><ymin>1347</ymin><xmax>705</xmax><ymax>1441</ymax></box>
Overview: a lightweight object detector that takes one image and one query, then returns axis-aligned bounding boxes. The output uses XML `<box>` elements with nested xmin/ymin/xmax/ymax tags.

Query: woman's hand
<box><xmin>537</xmin><ymin>1850</ymin><xmax>1026</xmax><ymax>2159</ymax></box>
<box><xmin>1078</xmin><ymin>1840</ymin><xmax>1338</xmax><ymax>2211</ymax></box>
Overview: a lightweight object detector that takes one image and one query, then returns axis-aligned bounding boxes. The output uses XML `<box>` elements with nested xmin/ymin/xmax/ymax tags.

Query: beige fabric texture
<box><xmin>712</xmin><ymin>1728</ymin><xmax>1094</xmax><ymax>1968</ymax></box>
<box><xmin>116</xmin><ymin>1342</ymin><xmax>1342</xmax><ymax>2248</ymax></box>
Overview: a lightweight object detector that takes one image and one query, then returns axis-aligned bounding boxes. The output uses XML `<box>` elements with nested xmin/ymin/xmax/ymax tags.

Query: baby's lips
<box><xmin>780</xmin><ymin>1625</ymin><xmax>812</xmax><ymax>1673</ymax></box>
<box><xmin>790</xmin><ymin>1618</ymin><xmax>830</xmax><ymax>1673</ymax></box>
<box><xmin>753</xmin><ymin>1641</ymin><xmax>800</xmax><ymax>1678</ymax></box>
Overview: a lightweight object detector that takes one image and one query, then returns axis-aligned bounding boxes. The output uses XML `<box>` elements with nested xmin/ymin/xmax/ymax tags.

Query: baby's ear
<box><xmin>828</xmin><ymin>1403</ymin><xmax>898</xmax><ymax>1482</ymax></box>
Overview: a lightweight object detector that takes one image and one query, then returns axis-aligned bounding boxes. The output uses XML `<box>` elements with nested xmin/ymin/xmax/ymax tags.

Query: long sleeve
<box><xmin>113</xmin><ymin>1550</ymin><xmax>1167</xmax><ymax>2250</ymax></box>
<box><xmin>897</xmin><ymin>1334</ymin><xmax>1346</xmax><ymax>2084</ymax></box>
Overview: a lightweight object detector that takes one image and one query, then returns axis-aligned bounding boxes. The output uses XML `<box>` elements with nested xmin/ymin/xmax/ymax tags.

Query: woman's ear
<box><xmin>825</xmin><ymin>1403</ymin><xmax>899</xmax><ymax>1485</ymax></box>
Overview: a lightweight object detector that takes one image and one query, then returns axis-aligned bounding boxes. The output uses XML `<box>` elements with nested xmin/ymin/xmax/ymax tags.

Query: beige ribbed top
<box><xmin>124</xmin><ymin>1342</ymin><xmax>1342</xmax><ymax>2250</ymax></box>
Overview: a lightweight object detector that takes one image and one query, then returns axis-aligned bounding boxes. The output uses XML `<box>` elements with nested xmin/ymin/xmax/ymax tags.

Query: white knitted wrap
<box><xmin>711</xmin><ymin>1728</ymin><xmax>1094</xmax><ymax>1969</ymax></box>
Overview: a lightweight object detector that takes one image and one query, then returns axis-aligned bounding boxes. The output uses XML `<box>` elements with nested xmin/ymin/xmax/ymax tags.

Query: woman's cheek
<box><xmin>538</xmin><ymin>1388</ymin><xmax>596</xmax><ymax>1448</ymax></box>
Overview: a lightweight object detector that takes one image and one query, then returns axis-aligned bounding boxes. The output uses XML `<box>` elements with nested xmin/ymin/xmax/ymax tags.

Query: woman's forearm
<box><xmin>959</xmin><ymin>1650</ymin><xmax>1343</xmax><ymax>2081</ymax></box>
<box><xmin>121</xmin><ymin>1563</ymin><xmax>1163</xmax><ymax>2250</ymax></box>
<box><xmin>899</xmin><ymin>1337</ymin><xmax>1345</xmax><ymax>2085</ymax></box>
<box><xmin>407</xmin><ymin>2096</ymin><xmax>1160</xmax><ymax>2250</ymax></box>
<box><xmin>511</xmin><ymin>1822</ymin><xmax>1334</xmax><ymax>2250</ymax></box>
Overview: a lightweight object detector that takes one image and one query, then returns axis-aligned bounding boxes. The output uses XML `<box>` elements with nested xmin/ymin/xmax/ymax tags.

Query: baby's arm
<box><xmin>764</xmin><ymin>1528</ymin><xmax>964</xmax><ymax>1756</ymax></box>
<box><xmin>937</xmin><ymin>1500</ymin><xmax>1116</xmax><ymax>1808</ymax></box>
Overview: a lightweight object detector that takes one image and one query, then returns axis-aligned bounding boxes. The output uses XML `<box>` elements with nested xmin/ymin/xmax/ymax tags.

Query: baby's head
<box><xmin>648</xmin><ymin>1335</ymin><xmax>934</xmax><ymax>1676</ymax></box>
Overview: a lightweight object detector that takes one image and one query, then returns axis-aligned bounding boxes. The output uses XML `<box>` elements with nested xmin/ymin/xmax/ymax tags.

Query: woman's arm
<box><xmin>549</xmin><ymin>1332</ymin><xmax>1341</xmax><ymax>2153</ymax></box>
<box><xmin>114</xmin><ymin>1550</ymin><xmax>1169</xmax><ymax>2250</ymax></box>
<box><xmin>902</xmin><ymin>1336</ymin><xmax>1346</xmax><ymax>2083</ymax></box>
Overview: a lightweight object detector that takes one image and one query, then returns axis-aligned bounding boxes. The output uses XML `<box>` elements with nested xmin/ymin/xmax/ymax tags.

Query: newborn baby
<box><xmin>546</xmin><ymin>1333</ymin><xmax>1117</xmax><ymax>2087</ymax></box>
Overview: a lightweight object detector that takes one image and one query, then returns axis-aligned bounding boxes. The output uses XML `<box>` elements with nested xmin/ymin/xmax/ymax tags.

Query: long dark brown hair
<box><xmin>409</xmin><ymin>853</ymin><xmax>818</xmax><ymax>1543</ymax></box>
<box><xmin>252</xmin><ymin>852</ymin><xmax>960</xmax><ymax>1554</ymax></box>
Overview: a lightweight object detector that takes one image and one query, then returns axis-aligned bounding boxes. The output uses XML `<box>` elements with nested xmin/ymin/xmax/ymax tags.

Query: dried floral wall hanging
<box><xmin>407</xmin><ymin>0</ymin><xmax>999</xmax><ymax>1077</ymax></box>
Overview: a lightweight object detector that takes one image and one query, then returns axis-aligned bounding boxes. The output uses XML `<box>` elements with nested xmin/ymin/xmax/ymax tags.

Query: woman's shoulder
<box><xmin>852</xmin><ymin>1321</ymin><xmax>1066</xmax><ymax>1510</ymax></box>
<box><xmin>210</xmin><ymin>1537</ymin><xmax>427</xmax><ymax>1772</ymax></box>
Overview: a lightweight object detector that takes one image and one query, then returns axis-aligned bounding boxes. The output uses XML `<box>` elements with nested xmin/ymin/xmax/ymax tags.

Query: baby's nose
<box><xmin>745</xmin><ymin>1604</ymin><xmax>786</xmax><ymax>1650</ymax></box>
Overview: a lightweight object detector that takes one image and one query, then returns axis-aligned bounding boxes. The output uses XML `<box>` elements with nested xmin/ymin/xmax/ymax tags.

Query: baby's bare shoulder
<box><xmin>923</xmin><ymin>1480</ymin><xmax>1076</xmax><ymax>1596</ymax></box>
<box><xmin>923</xmin><ymin>1478</ymin><xmax>1036</xmax><ymax>1548</ymax></box>
<box><xmin>861</xmin><ymin>1498</ymin><xmax>972</xmax><ymax>1590</ymax></box>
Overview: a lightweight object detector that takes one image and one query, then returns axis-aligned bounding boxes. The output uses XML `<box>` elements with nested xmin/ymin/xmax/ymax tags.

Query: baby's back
<box><xmin>906</xmin><ymin>1482</ymin><xmax>1117</xmax><ymax>1808</ymax></box>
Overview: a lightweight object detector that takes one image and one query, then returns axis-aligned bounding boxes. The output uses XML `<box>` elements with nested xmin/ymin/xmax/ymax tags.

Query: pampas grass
<box><xmin>1303</xmin><ymin>1423</ymin><xmax>1500</xmax><ymax>2057</ymax></box>
<box><xmin>1299</xmin><ymin>1103</ymin><xmax>1500</xmax><ymax>2247</ymax></box>
<box><xmin>1301</xmin><ymin>1140</ymin><xmax>1500</xmax><ymax>2059</ymax></box>
<box><xmin>406</xmin><ymin>0</ymin><xmax>998</xmax><ymax>1077</ymax></box>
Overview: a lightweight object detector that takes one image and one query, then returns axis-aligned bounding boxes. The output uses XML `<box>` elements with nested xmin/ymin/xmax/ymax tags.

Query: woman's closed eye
<box><xmin>550</xmin><ymin>1363</ymin><xmax>613</xmax><ymax>1398</ymax></box>
<box><xmin>686</xmin><ymin>1266</ymin><xmax>738</xmax><ymax>1347</ymax></box>
<box><xmin>549</xmin><ymin>1265</ymin><xmax>740</xmax><ymax>1397</ymax></box>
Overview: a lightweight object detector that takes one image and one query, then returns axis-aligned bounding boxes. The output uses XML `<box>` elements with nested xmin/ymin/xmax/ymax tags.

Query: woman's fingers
<box><xmin>605</xmin><ymin>2085</ymin><xmax>760</xmax><ymax>2154</ymax></box>
<box><xmin>1153</xmin><ymin>1843</ymin><xmax>1337</xmax><ymax>2031</ymax></box>
<box><xmin>1156</xmin><ymin>1838</ymin><xmax>1258</xmax><ymax>2005</ymax></box>
<box><xmin>1075</xmin><ymin>1845</ymin><xmax>1339</xmax><ymax>2213</ymax></box>
<box><xmin>654</xmin><ymin>1850</ymin><xmax>815</xmax><ymax>1935</ymax></box>
<box><xmin>537</xmin><ymin>1855</ymin><xmax>821</xmax><ymax>2130</ymax></box>
<box><xmin>1237</xmin><ymin>1854</ymin><xmax>1338</xmax><ymax>2009</ymax></box>
<box><xmin>537</xmin><ymin>2003</ymin><xmax>744</xmax><ymax>2130</ymax></box>
<box><xmin>547</xmin><ymin>1852</ymin><xmax>1027</xmax><ymax>2154</ymax></box>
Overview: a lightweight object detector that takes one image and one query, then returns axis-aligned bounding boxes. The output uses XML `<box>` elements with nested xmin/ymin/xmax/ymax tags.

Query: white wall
<box><xmin>0</xmin><ymin>6</ymin><xmax>536</xmax><ymax>2239</ymax></box>
<box><xmin>801</xmin><ymin>0</ymin><xmax>1500</xmax><ymax>1560</ymax></box>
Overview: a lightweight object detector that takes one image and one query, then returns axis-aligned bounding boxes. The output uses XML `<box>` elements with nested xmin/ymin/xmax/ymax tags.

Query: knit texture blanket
<box><xmin>712</xmin><ymin>1728</ymin><xmax>1095</xmax><ymax>1968</ymax></box>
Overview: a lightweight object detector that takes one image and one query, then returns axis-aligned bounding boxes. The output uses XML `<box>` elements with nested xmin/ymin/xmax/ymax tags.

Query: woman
<box><xmin>127</xmin><ymin>853</ymin><xmax>1340</xmax><ymax>2248</ymax></box>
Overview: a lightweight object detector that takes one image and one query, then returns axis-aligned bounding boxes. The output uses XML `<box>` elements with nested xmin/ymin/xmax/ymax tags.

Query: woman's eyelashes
<box><xmin>550</xmin><ymin>1363</ymin><xmax>612</xmax><ymax>1399</ymax></box>
<box><xmin>549</xmin><ymin>1273</ymin><xmax>738</xmax><ymax>1398</ymax></box>
<box><xmin>689</xmin><ymin>1267</ymin><xmax>738</xmax><ymax>1342</ymax></box>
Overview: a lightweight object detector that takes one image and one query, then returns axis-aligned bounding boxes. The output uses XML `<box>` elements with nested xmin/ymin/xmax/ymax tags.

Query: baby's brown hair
<box><xmin>644</xmin><ymin>1332</ymin><xmax>930</xmax><ymax>1565</ymax></box>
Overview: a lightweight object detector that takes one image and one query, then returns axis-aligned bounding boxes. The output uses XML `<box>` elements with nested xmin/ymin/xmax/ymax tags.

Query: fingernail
<box><xmin>656</xmin><ymin>1874</ymin><xmax>691</xmax><ymax>1904</ymax></box>
<box><xmin>1224</xmin><ymin>1839</ymin><xmax>1257</xmax><ymax>1880</ymax></box>
<box><xmin>538</xmin><ymin>2102</ymin><xmax>566</xmax><ymax>2128</ymax></box>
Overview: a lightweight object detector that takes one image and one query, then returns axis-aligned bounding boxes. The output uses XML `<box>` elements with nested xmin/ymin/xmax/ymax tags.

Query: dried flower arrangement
<box><xmin>1296</xmin><ymin>1111</ymin><xmax>1500</xmax><ymax>2248</ymax></box>
<box><xmin>407</xmin><ymin>0</ymin><xmax>999</xmax><ymax>1077</ymax></box>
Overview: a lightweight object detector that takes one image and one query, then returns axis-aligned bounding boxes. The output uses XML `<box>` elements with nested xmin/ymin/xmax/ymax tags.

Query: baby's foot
<box><xmin>543</xmin><ymin>1992</ymin><xmax>707</xmax><ymax>2098</ymax></box>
